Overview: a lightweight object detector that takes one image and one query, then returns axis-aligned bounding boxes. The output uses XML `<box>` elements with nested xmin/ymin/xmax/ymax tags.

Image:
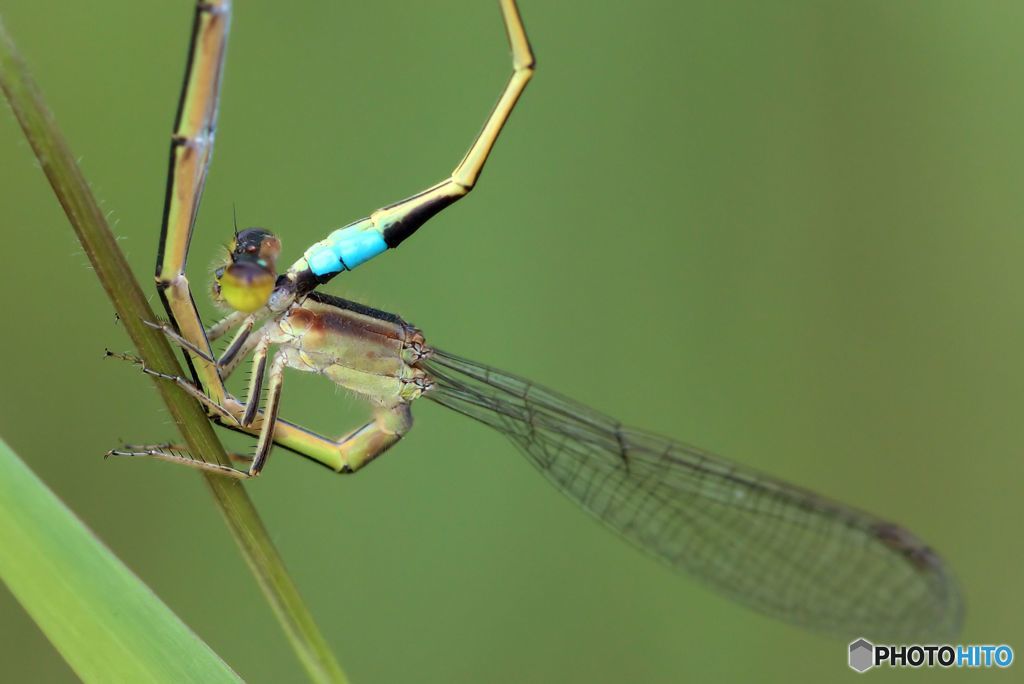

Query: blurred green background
<box><xmin>2</xmin><ymin>1</ymin><xmax>1022</xmax><ymax>681</ymax></box>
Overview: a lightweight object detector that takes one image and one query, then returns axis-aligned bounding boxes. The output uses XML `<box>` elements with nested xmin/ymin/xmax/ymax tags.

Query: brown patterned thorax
<box><xmin>266</xmin><ymin>291</ymin><xmax>433</xmax><ymax>404</ymax></box>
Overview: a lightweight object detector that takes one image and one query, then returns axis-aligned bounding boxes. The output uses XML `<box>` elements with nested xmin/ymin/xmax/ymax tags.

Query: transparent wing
<box><xmin>421</xmin><ymin>348</ymin><xmax>963</xmax><ymax>641</ymax></box>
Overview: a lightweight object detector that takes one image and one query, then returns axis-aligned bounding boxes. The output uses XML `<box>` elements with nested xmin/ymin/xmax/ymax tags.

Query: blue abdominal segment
<box><xmin>304</xmin><ymin>220</ymin><xmax>388</xmax><ymax>277</ymax></box>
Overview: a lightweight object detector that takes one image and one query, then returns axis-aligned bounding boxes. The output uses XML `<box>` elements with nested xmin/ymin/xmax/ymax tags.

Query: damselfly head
<box><xmin>212</xmin><ymin>227</ymin><xmax>281</xmax><ymax>313</ymax></box>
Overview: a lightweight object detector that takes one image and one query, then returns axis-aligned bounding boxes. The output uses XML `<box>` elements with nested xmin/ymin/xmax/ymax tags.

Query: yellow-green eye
<box><xmin>218</xmin><ymin>262</ymin><xmax>275</xmax><ymax>313</ymax></box>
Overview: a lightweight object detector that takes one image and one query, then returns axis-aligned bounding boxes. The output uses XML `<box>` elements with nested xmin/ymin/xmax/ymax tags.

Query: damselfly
<box><xmin>111</xmin><ymin>0</ymin><xmax>962</xmax><ymax>642</ymax></box>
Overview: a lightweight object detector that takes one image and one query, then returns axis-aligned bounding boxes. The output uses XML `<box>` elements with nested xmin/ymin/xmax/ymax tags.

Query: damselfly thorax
<box><xmin>270</xmin><ymin>292</ymin><xmax>432</xmax><ymax>407</ymax></box>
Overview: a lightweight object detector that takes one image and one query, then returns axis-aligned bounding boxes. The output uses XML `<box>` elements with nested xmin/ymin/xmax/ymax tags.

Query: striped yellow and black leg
<box><xmin>106</xmin><ymin>351</ymin><xmax>241</xmax><ymax>424</ymax></box>
<box><xmin>174</xmin><ymin>348</ymin><xmax>286</xmax><ymax>477</ymax></box>
<box><xmin>216</xmin><ymin>404</ymin><xmax>417</xmax><ymax>475</ymax></box>
<box><xmin>106</xmin><ymin>444</ymin><xmax>251</xmax><ymax>479</ymax></box>
<box><xmin>112</xmin><ymin>404</ymin><xmax>415</xmax><ymax>477</ymax></box>
<box><xmin>206</xmin><ymin>310</ymin><xmax>250</xmax><ymax>342</ymax></box>
<box><xmin>108</xmin><ymin>346</ymin><xmax>285</xmax><ymax>478</ymax></box>
<box><xmin>334</xmin><ymin>404</ymin><xmax>414</xmax><ymax>473</ymax></box>
<box><xmin>143</xmin><ymin>316</ymin><xmax>258</xmax><ymax>386</ymax></box>
<box><xmin>243</xmin><ymin>352</ymin><xmax>288</xmax><ymax>476</ymax></box>
<box><xmin>240</xmin><ymin>337</ymin><xmax>270</xmax><ymax>427</ymax></box>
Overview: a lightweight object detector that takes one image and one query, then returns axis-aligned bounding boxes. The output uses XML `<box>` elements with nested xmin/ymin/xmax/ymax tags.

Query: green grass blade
<box><xmin>0</xmin><ymin>437</ymin><xmax>242</xmax><ymax>683</ymax></box>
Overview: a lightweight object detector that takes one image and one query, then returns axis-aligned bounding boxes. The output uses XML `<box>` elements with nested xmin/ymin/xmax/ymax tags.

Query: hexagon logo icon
<box><xmin>849</xmin><ymin>638</ymin><xmax>875</xmax><ymax>672</ymax></box>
